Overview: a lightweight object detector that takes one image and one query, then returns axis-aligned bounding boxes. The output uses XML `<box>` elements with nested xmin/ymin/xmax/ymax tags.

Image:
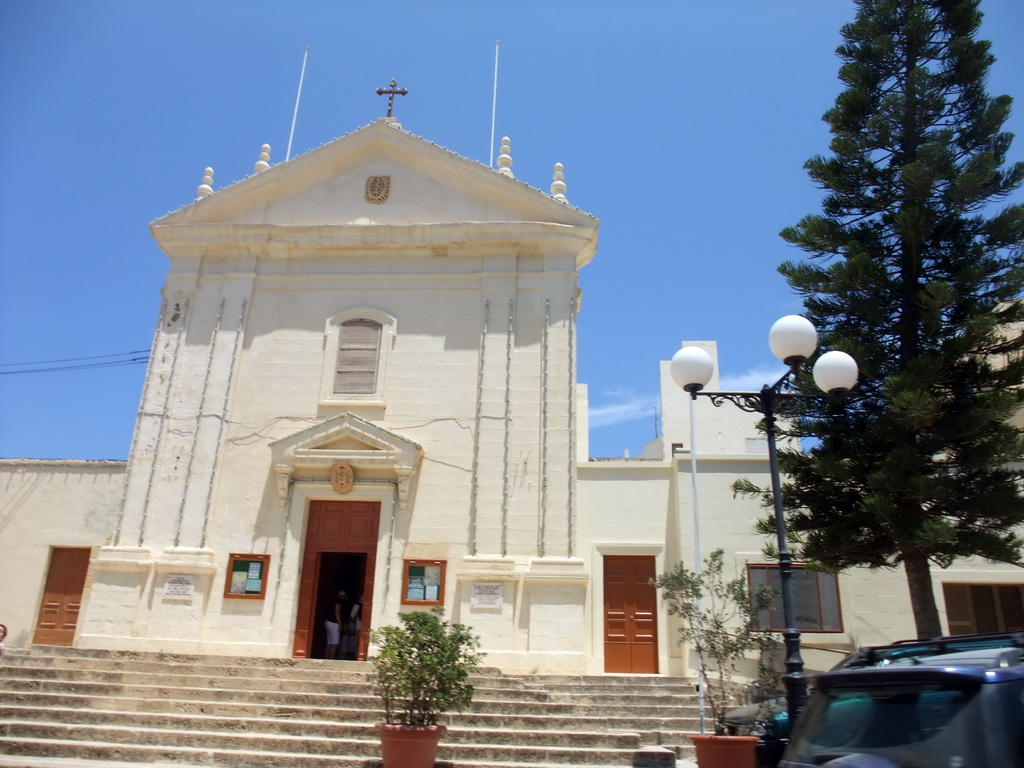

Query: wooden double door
<box><xmin>34</xmin><ymin>547</ymin><xmax>91</xmax><ymax>646</ymax></box>
<box><xmin>293</xmin><ymin>500</ymin><xmax>380</xmax><ymax>659</ymax></box>
<box><xmin>603</xmin><ymin>555</ymin><xmax>659</xmax><ymax>673</ymax></box>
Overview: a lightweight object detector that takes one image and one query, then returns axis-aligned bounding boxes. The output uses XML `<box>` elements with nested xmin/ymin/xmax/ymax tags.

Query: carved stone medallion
<box><xmin>330</xmin><ymin>460</ymin><xmax>355</xmax><ymax>494</ymax></box>
<box><xmin>365</xmin><ymin>175</ymin><xmax>390</xmax><ymax>204</ymax></box>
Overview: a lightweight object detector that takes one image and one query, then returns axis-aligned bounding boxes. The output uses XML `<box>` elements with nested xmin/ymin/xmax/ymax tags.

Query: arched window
<box><xmin>320</xmin><ymin>309</ymin><xmax>396</xmax><ymax>404</ymax></box>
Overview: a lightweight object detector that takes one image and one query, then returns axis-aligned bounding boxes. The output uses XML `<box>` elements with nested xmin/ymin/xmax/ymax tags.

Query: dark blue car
<box><xmin>725</xmin><ymin>631</ymin><xmax>1024</xmax><ymax>768</ymax></box>
<box><xmin>781</xmin><ymin>646</ymin><xmax>1024</xmax><ymax>767</ymax></box>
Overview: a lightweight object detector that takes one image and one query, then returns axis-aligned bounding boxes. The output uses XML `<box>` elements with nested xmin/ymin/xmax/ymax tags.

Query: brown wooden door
<box><xmin>33</xmin><ymin>547</ymin><xmax>91</xmax><ymax>646</ymax></box>
<box><xmin>604</xmin><ymin>555</ymin><xmax>658</xmax><ymax>673</ymax></box>
<box><xmin>293</xmin><ymin>500</ymin><xmax>380</xmax><ymax>658</ymax></box>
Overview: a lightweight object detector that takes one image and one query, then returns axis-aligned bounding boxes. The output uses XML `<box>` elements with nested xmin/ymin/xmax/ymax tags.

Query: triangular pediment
<box><xmin>152</xmin><ymin>121</ymin><xmax>596</xmax><ymax>232</ymax></box>
<box><xmin>317</xmin><ymin>434</ymin><xmax>377</xmax><ymax>452</ymax></box>
<box><xmin>271</xmin><ymin>411</ymin><xmax>421</xmax><ymax>471</ymax></box>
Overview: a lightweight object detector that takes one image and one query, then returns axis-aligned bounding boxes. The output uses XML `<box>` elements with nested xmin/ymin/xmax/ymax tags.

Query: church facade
<box><xmin>3</xmin><ymin>119</ymin><xmax>1022</xmax><ymax>676</ymax></box>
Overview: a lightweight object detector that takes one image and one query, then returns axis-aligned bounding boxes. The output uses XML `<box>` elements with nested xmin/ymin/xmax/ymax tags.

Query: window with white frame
<box><xmin>748</xmin><ymin>564</ymin><xmax>843</xmax><ymax>632</ymax></box>
<box><xmin>320</xmin><ymin>309</ymin><xmax>396</xmax><ymax>404</ymax></box>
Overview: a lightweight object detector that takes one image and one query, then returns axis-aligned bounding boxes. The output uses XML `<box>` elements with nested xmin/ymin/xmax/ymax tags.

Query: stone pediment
<box><xmin>151</xmin><ymin>120</ymin><xmax>597</xmax><ymax>239</ymax></box>
<box><xmin>270</xmin><ymin>412</ymin><xmax>421</xmax><ymax>510</ymax></box>
<box><xmin>271</xmin><ymin>411</ymin><xmax>421</xmax><ymax>469</ymax></box>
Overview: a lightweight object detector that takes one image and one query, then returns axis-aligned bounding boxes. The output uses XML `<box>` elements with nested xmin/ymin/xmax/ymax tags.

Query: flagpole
<box><xmin>286</xmin><ymin>46</ymin><xmax>310</xmax><ymax>162</ymax></box>
<box><xmin>489</xmin><ymin>40</ymin><xmax>500</xmax><ymax>167</ymax></box>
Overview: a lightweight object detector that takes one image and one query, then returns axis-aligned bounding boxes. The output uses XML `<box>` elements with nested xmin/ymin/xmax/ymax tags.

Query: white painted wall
<box><xmin>0</xmin><ymin>461</ymin><xmax>124</xmax><ymax>649</ymax></box>
<box><xmin>75</xmin><ymin>122</ymin><xmax>599</xmax><ymax>671</ymax></box>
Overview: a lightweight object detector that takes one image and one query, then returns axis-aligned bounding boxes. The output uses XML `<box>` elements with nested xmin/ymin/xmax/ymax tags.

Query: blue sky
<box><xmin>1</xmin><ymin>1</ymin><xmax>1022</xmax><ymax>461</ymax></box>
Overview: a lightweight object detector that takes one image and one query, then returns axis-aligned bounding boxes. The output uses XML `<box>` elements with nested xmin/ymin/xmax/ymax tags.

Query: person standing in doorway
<box><xmin>324</xmin><ymin>590</ymin><xmax>346</xmax><ymax>660</ymax></box>
<box><xmin>341</xmin><ymin>593</ymin><xmax>362</xmax><ymax>660</ymax></box>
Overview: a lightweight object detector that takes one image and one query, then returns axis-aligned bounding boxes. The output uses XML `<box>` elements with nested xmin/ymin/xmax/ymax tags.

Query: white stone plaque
<box><xmin>164</xmin><ymin>573</ymin><xmax>195</xmax><ymax>601</ymax></box>
<box><xmin>471</xmin><ymin>581</ymin><xmax>504</xmax><ymax>608</ymax></box>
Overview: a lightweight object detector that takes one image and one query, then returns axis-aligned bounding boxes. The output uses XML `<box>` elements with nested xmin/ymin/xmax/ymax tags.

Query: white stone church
<box><xmin>2</xmin><ymin>118</ymin><xmax>1022</xmax><ymax>677</ymax></box>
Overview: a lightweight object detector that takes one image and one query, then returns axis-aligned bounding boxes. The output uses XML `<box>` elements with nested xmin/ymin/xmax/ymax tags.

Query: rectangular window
<box><xmin>402</xmin><ymin>559</ymin><xmax>445</xmax><ymax>606</ymax></box>
<box><xmin>224</xmin><ymin>553</ymin><xmax>270</xmax><ymax>599</ymax></box>
<box><xmin>335</xmin><ymin>319</ymin><xmax>381</xmax><ymax>394</ymax></box>
<box><xmin>749</xmin><ymin>564</ymin><xmax>842</xmax><ymax>632</ymax></box>
<box><xmin>745</xmin><ymin>437</ymin><xmax>769</xmax><ymax>454</ymax></box>
<box><xmin>943</xmin><ymin>583</ymin><xmax>1024</xmax><ymax>634</ymax></box>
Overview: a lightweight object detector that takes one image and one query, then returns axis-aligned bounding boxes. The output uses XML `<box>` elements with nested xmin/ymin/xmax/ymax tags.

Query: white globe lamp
<box><xmin>769</xmin><ymin>315</ymin><xmax>818</xmax><ymax>365</ymax></box>
<box><xmin>670</xmin><ymin>346</ymin><xmax>714</xmax><ymax>392</ymax></box>
<box><xmin>812</xmin><ymin>350</ymin><xmax>859</xmax><ymax>394</ymax></box>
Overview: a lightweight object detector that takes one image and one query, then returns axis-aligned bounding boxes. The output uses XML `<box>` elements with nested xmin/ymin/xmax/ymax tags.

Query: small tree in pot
<box><xmin>370</xmin><ymin>608</ymin><xmax>484</xmax><ymax>768</ymax></box>
<box><xmin>653</xmin><ymin>549</ymin><xmax>776</xmax><ymax>766</ymax></box>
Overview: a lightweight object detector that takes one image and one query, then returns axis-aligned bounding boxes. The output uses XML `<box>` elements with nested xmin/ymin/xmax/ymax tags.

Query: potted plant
<box><xmin>369</xmin><ymin>607</ymin><xmax>484</xmax><ymax>768</ymax></box>
<box><xmin>653</xmin><ymin>549</ymin><xmax>776</xmax><ymax>768</ymax></box>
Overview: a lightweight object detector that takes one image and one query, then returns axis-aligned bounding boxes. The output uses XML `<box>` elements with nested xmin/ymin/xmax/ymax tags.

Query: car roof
<box><xmin>817</xmin><ymin>646</ymin><xmax>1024</xmax><ymax>688</ymax></box>
<box><xmin>834</xmin><ymin>631</ymin><xmax>1024</xmax><ymax>670</ymax></box>
<box><xmin>888</xmin><ymin>647</ymin><xmax>1024</xmax><ymax>670</ymax></box>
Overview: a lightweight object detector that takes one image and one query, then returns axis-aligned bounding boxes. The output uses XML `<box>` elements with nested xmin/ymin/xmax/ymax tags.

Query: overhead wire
<box><xmin>0</xmin><ymin>350</ymin><xmax>150</xmax><ymax>375</ymax></box>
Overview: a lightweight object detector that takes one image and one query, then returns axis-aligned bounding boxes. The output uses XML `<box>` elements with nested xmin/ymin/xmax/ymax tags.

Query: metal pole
<box><xmin>286</xmin><ymin>47</ymin><xmax>309</xmax><ymax>162</ymax></box>
<box><xmin>489</xmin><ymin>40</ymin><xmax>500</xmax><ymax>167</ymax></box>
<box><xmin>688</xmin><ymin>394</ymin><xmax>707</xmax><ymax>735</ymax></box>
<box><xmin>761</xmin><ymin>383</ymin><xmax>808</xmax><ymax>727</ymax></box>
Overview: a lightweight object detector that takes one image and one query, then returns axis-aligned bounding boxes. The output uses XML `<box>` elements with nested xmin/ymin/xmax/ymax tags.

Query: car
<box><xmin>725</xmin><ymin>631</ymin><xmax>1024</xmax><ymax>768</ymax></box>
<box><xmin>780</xmin><ymin>645</ymin><xmax>1024</xmax><ymax>767</ymax></box>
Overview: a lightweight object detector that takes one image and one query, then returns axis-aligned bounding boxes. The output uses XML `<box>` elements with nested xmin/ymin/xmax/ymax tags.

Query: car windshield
<box><xmin>784</xmin><ymin>681</ymin><xmax>984</xmax><ymax>768</ymax></box>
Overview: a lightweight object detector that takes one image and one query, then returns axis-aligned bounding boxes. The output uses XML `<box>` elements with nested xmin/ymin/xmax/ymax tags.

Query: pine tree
<box><xmin>770</xmin><ymin>0</ymin><xmax>1024</xmax><ymax>639</ymax></box>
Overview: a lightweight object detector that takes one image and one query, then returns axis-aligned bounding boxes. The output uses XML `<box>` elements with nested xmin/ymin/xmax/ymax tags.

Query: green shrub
<box><xmin>370</xmin><ymin>608</ymin><xmax>484</xmax><ymax>726</ymax></box>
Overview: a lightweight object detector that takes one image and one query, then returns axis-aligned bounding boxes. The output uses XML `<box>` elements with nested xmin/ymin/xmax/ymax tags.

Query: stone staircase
<box><xmin>0</xmin><ymin>646</ymin><xmax>700</xmax><ymax>767</ymax></box>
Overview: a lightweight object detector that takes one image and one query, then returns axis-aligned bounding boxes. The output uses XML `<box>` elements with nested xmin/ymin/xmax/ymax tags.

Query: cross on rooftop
<box><xmin>376</xmin><ymin>79</ymin><xmax>408</xmax><ymax>118</ymax></box>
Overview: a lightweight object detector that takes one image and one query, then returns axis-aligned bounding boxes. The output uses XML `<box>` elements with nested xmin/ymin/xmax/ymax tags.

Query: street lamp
<box><xmin>669</xmin><ymin>315</ymin><xmax>858</xmax><ymax>728</ymax></box>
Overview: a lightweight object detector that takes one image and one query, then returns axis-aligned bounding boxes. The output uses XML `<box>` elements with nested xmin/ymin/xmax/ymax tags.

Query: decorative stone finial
<box><xmin>254</xmin><ymin>144</ymin><xmax>271</xmax><ymax>172</ymax></box>
<box><xmin>497</xmin><ymin>136</ymin><xmax>514</xmax><ymax>178</ymax></box>
<box><xmin>550</xmin><ymin>162</ymin><xmax>567</xmax><ymax>202</ymax></box>
<box><xmin>196</xmin><ymin>167</ymin><xmax>214</xmax><ymax>199</ymax></box>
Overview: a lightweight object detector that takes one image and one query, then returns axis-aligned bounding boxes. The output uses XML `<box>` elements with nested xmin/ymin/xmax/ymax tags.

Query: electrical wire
<box><xmin>0</xmin><ymin>350</ymin><xmax>149</xmax><ymax>375</ymax></box>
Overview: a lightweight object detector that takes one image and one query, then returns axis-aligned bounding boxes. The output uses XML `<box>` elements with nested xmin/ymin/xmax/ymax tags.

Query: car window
<box><xmin>786</xmin><ymin>683</ymin><xmax>982</xmax><ymax>768</ymax></box>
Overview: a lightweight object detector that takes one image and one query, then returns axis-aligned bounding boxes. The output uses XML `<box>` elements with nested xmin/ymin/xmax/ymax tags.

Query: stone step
<box><xmin>0</xmin><ymin>706</ymin><xmax>654</xmax><ymax>750</ymax></box>
<box><xmin>0</xmin><ymin>722</ymin><xmax>675</xmax><ymax>767</ymax></box>
<box><xmin>0</xmin><ymin>646</ymin><xmax>699</xmax><ymax>766</ymax></box>
<box><xmin>0</xmin><ymin>743</ymin><xmax>684</xmax><ymax>768</ymax></box>
<box><xmin>0</xmin><ymin>666</ymin><xmax>549</xmax><ymax>703</ymax></box>
<box><xmin>5</xmin><ymin>653</ymin><xmax>698</xmax><ymax>703</ymax></box>
<box><xmin>0</xmin><ymin>691</ymin><xmax>698</xmax><ymax>729</ymax></box>
<box><xmin>0</xmin><ymin>676</ymin><xmax>697</xmax><ymax>722</ymax></box>
<box><xmin>2</xmin><ymin>651</ymin><xmax>531</xmax><ymax>690</ymax></box>
<box><xmin>533</xmin><ymin>678</ymin><xmax>695</xmax><ymax>692</ymax></box>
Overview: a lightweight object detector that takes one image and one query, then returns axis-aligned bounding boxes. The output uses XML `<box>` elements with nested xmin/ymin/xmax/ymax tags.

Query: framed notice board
<box><xmin>402</xmin><ymin>559</ymin><xmax>446</xmax><ymax>606</ymax></box>
<box><xmin>224</xmin><ymin>553</ymin><xmax>270</xmax><ymax>599</ymax></box>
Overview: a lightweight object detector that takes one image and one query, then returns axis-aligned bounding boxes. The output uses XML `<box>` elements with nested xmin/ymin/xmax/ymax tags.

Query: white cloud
<box><xmin>718</xmin><ymin>364</ymin><xmax>788</xmax><ymax>392</ymax></box>
<box><xmin>589</xmin><ymin>388</ymin><xmax>659</xmax><ymax>429</ymax></box>
<box><xmin>587</xmin><ymin>367</ymin><xmax>792</xmax><ymax>431</ymax></box>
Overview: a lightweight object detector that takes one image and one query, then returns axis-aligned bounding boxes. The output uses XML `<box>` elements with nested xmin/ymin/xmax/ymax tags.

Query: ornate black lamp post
<box><xmin>669</xmin><ymin>315</ymin><xmax>858</xmax><ymax>727</ymax></box>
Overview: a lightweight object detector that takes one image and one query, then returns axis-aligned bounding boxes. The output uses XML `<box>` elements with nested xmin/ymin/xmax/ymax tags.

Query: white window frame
<box><xmin>320</xmin><ymin>308</ymin><xmax>396</xmax><ymax>405</ymax></box>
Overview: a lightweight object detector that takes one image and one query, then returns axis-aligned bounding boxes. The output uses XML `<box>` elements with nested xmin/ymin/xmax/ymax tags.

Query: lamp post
<box><xmin>669</xmin><ymin>315</ymin><xmax>858</xmax><ymax>728</ymax></box>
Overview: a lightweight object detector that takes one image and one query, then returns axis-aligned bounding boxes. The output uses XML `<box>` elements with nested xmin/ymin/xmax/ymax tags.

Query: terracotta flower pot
<box><xmin>376</xmin><ymin>723</ymin><xmax>447</xmax><ymax>768</ymax></box>
<box><xmin>690</xmin><ymin>733</ymin><xmax>759</xmax><ymax>768</ymax></box>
